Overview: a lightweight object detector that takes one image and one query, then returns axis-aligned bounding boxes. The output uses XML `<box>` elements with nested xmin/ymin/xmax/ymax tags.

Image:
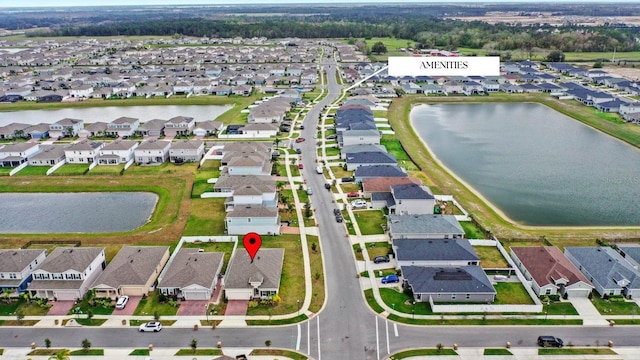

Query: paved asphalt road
<box><xmin>2</xmin><ymin>55</ymin><xmax>640</xmax><ymax>359</ymax></box>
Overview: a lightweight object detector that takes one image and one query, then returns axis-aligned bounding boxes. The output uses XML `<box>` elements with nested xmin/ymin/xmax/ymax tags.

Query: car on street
<box><xmin>537</xmin><ymin>336</ymin><xmax>563</xmax><ymax>348</ymax></box>
<box><xmin>139</xmin><ymin>321</ymin><xmax>163</xmax><ymax>332</ymax></box>
<box><xmin>115</xmin><ymin>295</ymin><xmax>129</xmax><ymax>310</ymax></box>
<box><xmin>300</xmin><ymin>125</ymin><xmax>305</xmax><ymax>129</ymax></box>
<box><xmin>351</xmin><ymin>199</ymin><xmax>367</xmax><ymax>209</ymax></box>
<box><xmin>316</xmin><ymin>166</ymin><xmax>323</xmax><ymax>174</ymax></box>
<box><xmin>298</xmin><ymin>163</ymin><xmax>304</xmax><ymax>169</ymax></box>
<box><xmin>296</xmin><ymin>148</ymin><xmax>302</xmax><ymax>154</ymax></box>
<box><xmin>346</xmin><ymin>191</ymin><xmax>359</xmax><ymax>197</ymax></box>
<box><xmin>295</xmin><ymin>137</ymin><xmax>305</xmax><ymax>143</ymax></box>
<box><xmin>373</xmin><ymin>256</ymin><xmax>390</xmax><ymax>264</ymax></box>
<box><xmin>333</xmin><ymin>208</ymin><xmax>341</xmax><ymax>215</ymax></box>
<box><xmin>335</xmin><ymin>214</ymin><xmax>343</xmax><ymax>223</ymax></box>
<box><xmin>324</xmin><ymin>183</ymin><xmax>331</xmax><ymax>190</ymax></box>
<box><xmin>381</xmin><ymin>274</ymin><xmax>399</xmax><ymax>284</ymax></box>
<box><xmin>306</xmin><ymin>187</ymin><xmax>313</xmax><ymax>195</ymax></box>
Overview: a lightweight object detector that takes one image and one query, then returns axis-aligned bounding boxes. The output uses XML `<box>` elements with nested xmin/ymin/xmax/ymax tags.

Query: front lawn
<box><xmin>354</xmin><ymin>210</ymin><xmax>386</xmax><ymax>235</ymax></box>
<box><xmin>484</xmin><ymin>348</ymin><xmax>513</xmax><ymax>355</ymax></box>
<box><xmin>364</xmin><ymin>289</ymin><xmax>384</xmax><ymax>313</ymax></box>
<box><xmin>493</xmin><ymin>282</ymin><xmax>535</xmax><ymax>305</ymax></box>
<box><xmin>69</xmin><ymin>292</ymin><xmax>114</xmax><ymax>316</ymax></box>
<box><xmin>353</xmin><ymin>243</ymin><xmax>364</xmax><ymax>261</ymax></box>
<box><xmin>325</xmin><ymin>146</ymin><xmax>340</xmax><ymax>156</ymax></box>
<box><xmin>538</xmin><ymin>348</ymin><xmax>616</xmax><ymax>356</ymax></box>
<box><xmin>129</xmin><ymin>349</ymin><xmax>150</xmax><ymax>356</ymax></box>
<box><xmin>175</xmin><ymin>349</ymin><xmax>222</xmax><ymax>356</ymax></box>
<box><xmin>379</xmin><ymin>288</ymin><xmax>432</xmax><ymax>315</ymax></box>
<box><xmin>473</xmin><ymin>246</ymin><xmax>509</xmax><ymax>268</ymax></box>
<box><xmin>364</xmin><ymin>242</ymin><xmax>392</xmax><ymax>258</ymax></box>
<box><xmin>0</xmin><ymin>300</ymin><xmax>20</xmax><ymax>316</ymax></box>
<box><xmin>330</xmin><ymin>166</ymin><xmax>351</xmax><ymax>179</ymax></box>
<box><xmin>340</xmin><ymin>183</ymin><xmax>360</xmax><ymax>193</ymax></box>
<box><xmin>591</xmin><ymin>296</ymin><xmax>640</xmax><ymax>315</ymax></box>
<box><xmin>70</xmin><ymin>349</ymin><xmax>104</xmax><ymax>356</ymax></box>
<box><xmin>546</xmin><ymin>301</ymin><xmax>579</xmax><ymax>316</ymax></box>
<box><xmin>132</xmin><ymin>291</ymin><xmax>178</xmax><ymax>316</ymax></box>
<box><xmin>245</xmin><ymin>234</ymin><xmax>305</xmax><ymax>316</ymax></box>
<box><xmin>250</xmin><ymin>349</ymin><xmax>308</xmax><ymax>360</ymax></box>
<box><xmin>183</xmin><ymin>198</ymin><xmax>226</xmax><ymax>236</ymax></box>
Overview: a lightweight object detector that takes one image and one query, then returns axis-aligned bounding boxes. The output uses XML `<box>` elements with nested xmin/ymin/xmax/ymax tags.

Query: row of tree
<box><xmin>28</xmin><ymin>17</ymin><xmax>640</xmax><ymax>53</ymax></box>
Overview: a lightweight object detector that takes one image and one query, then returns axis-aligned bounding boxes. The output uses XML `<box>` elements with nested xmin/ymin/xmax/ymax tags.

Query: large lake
<box><xmin>0</xmin><ymin>105</ymin><xmax>232</xmax><ymax>126</ymax></box>
<box><xmin>411</xmin><ymin>102</ymin><xmax>640</xmax><ymax>226</ymax></box>
<box><xmin>0</xmin><ymin>192</ymin><xmax>158</xmax><ymax>233</ymax></box>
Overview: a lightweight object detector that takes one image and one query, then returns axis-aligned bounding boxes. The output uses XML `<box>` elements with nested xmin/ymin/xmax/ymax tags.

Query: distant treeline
<box><xmin>27</xmin><ymin>17</ymin><xmax>640</xmax><ymax>53</ymax></box>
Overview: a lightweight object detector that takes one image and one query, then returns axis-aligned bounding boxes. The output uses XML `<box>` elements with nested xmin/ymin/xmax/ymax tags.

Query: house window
<box><xmin>610</xmin><ymin>290</ymin><xmax>615</xmax><ymax>296</ymax></box>
<box><xmin>436</xmin><ymin>294</ymin><xmax>441</xmax><ymax>298</ymax></box>
<box><xmin>0</xmin><ymin>274</ymin><xmax>4</xmax><ymax>279</ymax></box>
<box><xmin>545</xmin><ymin>289</ymin><xmax>552</xmax><ymax>295</ymax></box>
<box><xmin>465</xmin><ymin>294</ymin><xmax>470</xmax><ymax>300</ymax></box>
<box><xmin>451</xmin><ymin>294</ymin><xmax>456</xmax><ymax>300</ymax></box>
<box><xmin>52</xmin><ymin>273</ymin><xmax>63</xmax><ymax>280</ymax></box>
<box><xmin>248</xmin><ymin>218</ymin><xmax>251</xmax><ymax>223</ymax></box>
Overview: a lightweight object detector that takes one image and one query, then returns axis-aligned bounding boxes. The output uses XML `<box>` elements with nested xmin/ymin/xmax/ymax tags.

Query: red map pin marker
<box><xmin>243</xmin><ymin>232</ymin><xmax>262</xmax><ymax>262</ymax></box>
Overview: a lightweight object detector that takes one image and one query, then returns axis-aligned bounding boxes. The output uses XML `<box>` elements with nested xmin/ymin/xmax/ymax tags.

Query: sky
<box><xmin>1</xmin><ymin>0</ymin><xmax>635</xmax><ymax>8</ymax></box>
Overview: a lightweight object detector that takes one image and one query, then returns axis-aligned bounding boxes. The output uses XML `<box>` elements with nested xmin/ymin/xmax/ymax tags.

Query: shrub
<box><xmin>248</xmin><ymin>301</ymin><xmax>259</xmax><ymax>308</ymax></box>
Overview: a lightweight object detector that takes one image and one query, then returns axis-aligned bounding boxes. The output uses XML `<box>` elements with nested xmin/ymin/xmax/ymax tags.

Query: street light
<box><xmin>297</xmin><ymin>299</ymin><xmax>301</xmax><ymax>316</ymax></box>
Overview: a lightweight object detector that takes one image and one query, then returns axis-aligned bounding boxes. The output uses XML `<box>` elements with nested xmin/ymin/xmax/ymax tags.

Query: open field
<box><xmin>387</xmin><ymin>93</ymin><xmax>640</xmax><ymax>241</ymax></box>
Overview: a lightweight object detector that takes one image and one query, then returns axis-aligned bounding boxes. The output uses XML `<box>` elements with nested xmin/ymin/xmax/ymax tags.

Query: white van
<box><xmin>316</xmin><ymin>166</ymin><xmax>323</xmax><ymax>174</ymax></box>
<box><xmin>351</xmin><ymin>199</ymin><xmax>367</xmax><ymax>209</ymax></box>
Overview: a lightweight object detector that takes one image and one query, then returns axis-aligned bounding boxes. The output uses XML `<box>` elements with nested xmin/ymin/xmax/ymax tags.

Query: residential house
<box><xmin>68</xmin><ymin>84</ymin><xmax>94</xmax><ymax>98</ymax></box>
<box><xmin>24</xmin><ymin>123</ymin><xmax>50</xmax><ymax>140</ymax></box>
<box><xmin>224</xmin><ymin>248</ymin><xmax>284</xmax><ymax>300</ymax></box>
<box><xmin>225</xmin><ymin>205</ymin><xmax>280</xmax><ymax>235</ymax></box>
<box><xmin>0</xmin><ymin>123</ymin><xmax>30</xmax><ymax>140</ymax></box>
<box><xmin>394</xmin><ymin>239</ymin><xmax>479</xmax><ymax>268</ymax></box>
<box><xmin>388</xmin><ymin>184</ymin><xmax>434</xmax><ymax>215</ymax></box>
<box><xmin>134</xmin><ymin>139</ymin><xmax>171</xmax><ymax>165</ymax></box>
<box><xmin>158</xmin><ymin>249</ymin><xmax>224</xmax><ymax>300</ymax></box>
<box><xmin>510</xmin><ymin>246</ymin><xmax>593</xmax><ymax>299</ymax></box>
<box><xmin>64</xmin><ymin>139</ymin><xmax>105</xmax><ymax>164</ymax></box>
<box><xmin>225</xmin><ymin>154</ymin><xmax>272</xmax><ymax>176</ymax></box>
<box><xmin>193</xmin><ymin>120</ymin><xmax>223</xmax><ymax>137</ymax></box>
<box><xmin>403</xmin><ymin>265</ymin><xmax>496</xmax><ymax>303</ymax></box>
<box><xmin>214</xmin><ymin>173</ymin><xmax>277</xmax><ymax>210</ymax></box>
<box><xmin>91</xmin><ymin>246</ymin><xmax>169</xmax><ymax>299</ymax></box>
<box><xmin>341</xmin><ymin>129</ymin><xmax>381</xmax><ymax>148</ymax></box>
<box><xmin>239</xmin><ymin>123</ymin><xmax>279</xmax><ymax>138</ymax></box>
<box><xmin>106</xmin><ymin>117</ymin><xmax>140</xmax><ymax>138</ymax></box>
<box><xmin>388</xmin><ymin>214</ymin><xmax>464</xmax><ymax>239</ymax></box>
<box><xmin>354</xmin><ymin>165</ymin><xmax>407</xmax><ymax>183</ymax></box>
<box><xmin>28</xmin><ymin>144</ymin><xmax>67</xmax><ymax>166</ymax></box>
<box><xmin>49</xmin><ymin>118</ymin><xmax>84</xmax><ymax>139</ymax></box>
<box><xmin>565</xmin><ymin>247</ymin><xmax>640</xmax><ymax>299</ymax></box>
<box><xmin>97</xmin><ymin>140</ymin><xmax>138</xmax><ymax>165</ymax></box>
<box><xmin>0</xmin><ymin>143</ymin><xmax>40</xmax><ymax>167</ymax></box>
<box><xmin>138</xmin><ymin>119</ymin><xmax>166</xmax><ymax>137</ymax></box>
<box><xmin>28</xmin><ymin>247</ymin><xmax>106</xmax><ymax>301</ymax></box>
<box><xmin>169</xmin><ymin>139</ymin><xmax>205</xmax><ymax>163</ymax></box>
<box><xmin>345</xmin><ymin>151</ymin><xmax>396</xmax><ymax>171</ymax></box>
<box><xmin>618</xmin><ymin>245</ymin><xmax>640</xmax><ymax>270</ymax></box>
<box><xmin>0</xmin><ymin>249</ymin><xmax>46</xmax><ymax>295</ymax></box>
<box><xmin>339</xmin><ymin>144</ymin><xmax>386</xmax><ymax>160</ymax></box>
<box><xmin>78</xmin><ymin>122</ymin><xmax>108</xmax><ymax>138</ymax></box>
<box><xmin>164</xmin><ymin>116</ymin><xmax>195</xmax><ymax>137</ymax></box>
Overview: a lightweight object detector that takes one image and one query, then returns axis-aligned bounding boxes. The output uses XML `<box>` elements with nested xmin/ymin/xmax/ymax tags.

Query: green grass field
<box><xmin>591</xmin><ymin>296</ymin><xmax>640</xmax><ymax>315</ymax></box>
<box><xmin>473</xmin><ymin>246</ymin><xmax>509</xmax><ymax>268</ymax></box>
<box><xmin>14</xmin><ymin>166</ymin><xmax>50</xmax><ymax>176</ymax></box>
<box><xmin>191</xmin><ymin>160</ymin><xmax>221</xmax><ymax>197</ymax></box>
<box><xmin>183</xmin><ymin>198</ymin><xmax>227</xmax><ymax>236</ymax></box>
<box><xmin>493</xmin><ymin>282</ymin><xmax>535</xmax><ymax>305</ymax></box>
<box><xmin>51</xmin><ymin>164</ymin><xmax>88</xmax><ymax>176</ymax></box>
<box><xmin>353</xmin><ymin>210</ymin><xmax>386</xmax><ymax>235</ymax></box>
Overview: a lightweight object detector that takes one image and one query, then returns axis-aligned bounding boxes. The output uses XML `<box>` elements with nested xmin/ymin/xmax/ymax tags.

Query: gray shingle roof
<box><xmin>225</xmin><ymin>248</ymin><xmax>284</xmax><ymax>290</ymax></box>
<box><xmin>389</xmin><ymin>215</ymin><xmax>464</xmax><ymax>237</ymax></box>
<box><xmin>158</xmin><ymin>249</ymin><xmax>223</xmax><ymax>290</ymax></box>
<box><xmin>346</xmin><ymin>151</ymin><xmax>396</xmax><ymax>165</ymax></box>
<box><xmin>227</xmin><ymin>205</ymin><xmax>278</xmax><ymax>218</ymax></box>
<box><xmin>394</xmin><ymin>239</ymin><xmax>478</xmax><ymax>262</ymax></box>
<box><xmin>565</xmin><ymin>247</ymin><xmax>640</xmax><ymax>290</ymax></box>
<box><xmin>0</xmin><ymin>249</ymin><xmax>45</xmax><ymax>272</ymax></box>
<box><xmin>36</xmin><ymin>247</ymin><xmax>103</xmax><ymax>273</ymax></box>
<box><xmin>403</xmin><ymin>265</ymin><xmax>495</xmax><ymax>294</ymax></box>
<box><xmin>91</xmin><ymin>246</ymin><xmax>168</xmax><ymax>289</ymax></box>
<box><xmin>391</xmin><ymin>184</ymin><xmax>434</xmax><ymax>200</ymax></box>
<box><xmin>355</xmin><ymin>165</ymin><xmax>407</xmax><ymax>178</ymax></box>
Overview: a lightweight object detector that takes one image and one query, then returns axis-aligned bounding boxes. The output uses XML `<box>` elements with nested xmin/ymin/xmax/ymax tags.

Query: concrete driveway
<box><xmin>47</xmin><ymin>301</ymin><xmax>75</xmax><ymax>316</ymax></box>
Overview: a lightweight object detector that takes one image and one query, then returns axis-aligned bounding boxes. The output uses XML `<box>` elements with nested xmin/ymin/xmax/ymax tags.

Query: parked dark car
<box><xmin>325</xmin><ymin>183</ymin><xmax>331</xmax><ymax>190</ymax></box>
<box><xmin>296</xmin><ymin>148</ymin><xmax>302</xmax><ymax>154</ymax></box>
<box><xmin>341</xmin><ymin>176</ymin><xmax>354</xmax><ymax>182</ymax></box>
<box><xmin>333</xmin><ymin>208</ymin><xmax>341</xmax><ymax>216</ymax></box>
<box><xmin>537</xmin><ymin>336</ymin><xmax>563</xmax><ymax>348</ymax></box>
<box><xmin>335</xmin><ymin>214</ymin><xmax>343</xmax><ymax>223</ymax></box>
<box><xmin>373</xmin><ymin>256</ymin><xmax>390</xmax><ymax>264</ymax></box>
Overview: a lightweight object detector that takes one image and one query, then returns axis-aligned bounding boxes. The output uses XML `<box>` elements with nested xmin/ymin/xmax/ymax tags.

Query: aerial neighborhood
<box><xmin>1</xmin><ymin>22</ymin><xmax>640</xmax><ymax>359</ymax></box>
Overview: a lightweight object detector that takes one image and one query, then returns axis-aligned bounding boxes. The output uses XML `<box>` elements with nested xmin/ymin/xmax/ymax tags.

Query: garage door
<box><xmin>121</xmin><ymin>287</ymin><xmax>145</xmax><ymax>296</ymax></box>
<box><xmin>185</xmin><ymin>291</ymin><xmax>209</xmax><ymax>300</ymax></box>
<box><xmin>56</xmin><ymin>290</ymin><xmax>79</xmax><ymax>301</ymax></box>
<box><xmin>565</xmin><ymin>288</ymin><xmax>591</xmax><ymax>298</ymax></box>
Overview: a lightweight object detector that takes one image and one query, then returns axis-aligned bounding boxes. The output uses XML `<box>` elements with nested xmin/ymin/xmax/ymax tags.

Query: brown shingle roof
<box><xmin>362</xmin><ymin>177</ymin><xmax>422</xmax><ymax>193</ymax></box>
<box><xmin>511</xmin><ymin>246</ymin><xmax>591</xmax><ymax>288</ymax></box>
<box><xmin>91</xmin><ymin>246</ymin><xmax>168</xmax><ymax>289</ymax></box>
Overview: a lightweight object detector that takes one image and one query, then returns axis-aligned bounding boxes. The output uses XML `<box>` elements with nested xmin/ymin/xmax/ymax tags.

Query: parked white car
<box><xmin>115</xmin><ymin>295</ymin><xmax>129</xmax><ymax>310</ymax></box>
<box><xmin>351</xmin><ymin>199</ymin><xmax>367</xmax><ymax>209</ymax></box>
<box><xmin>139</xmin><ymin>321</ymin><xmax>162</xmax><ymax>332</ymax></box>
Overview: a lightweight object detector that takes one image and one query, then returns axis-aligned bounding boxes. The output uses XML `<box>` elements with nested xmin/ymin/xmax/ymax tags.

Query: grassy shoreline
<box><xmin>388</xmin><ymin>93</ymin><xmax>640</xmax><ymax>240</ymax></box>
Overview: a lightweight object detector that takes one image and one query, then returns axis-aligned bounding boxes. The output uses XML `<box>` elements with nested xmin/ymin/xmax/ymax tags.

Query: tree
<box><xmin>371</xmin><ymin>41</ymin><xmax>387</xmax><ymax>55</ymax></box>
<box><xmin>304</xmin><ymin>202</ymin><xmax>312</xmax><ymax>218</ymax></box>
<box><xmin>45</xmin><ymin>338</ymin><xmax>52</xmax><ymax>349</ymax></box>
<box><xmin>190</xmin><ymin>338</ymin><xmax>198</xmax><ymax>353</ymax></box>
<box><xmin>593</xmin><ymin>61</ymin><xmax>603</xmax><ymax>68</ymax></box>
<box><xmin>153</xmin><ymin>310</ymin><xmax>160</xmax><ymax>321</ymax></box>
<box><xmin>16</xmin><ymin>310</ymin><xmax>24</xmax><ymax>324</ymax></box>
<box><xmin>86</xmin><ymin>309</ymin><xmax>94</xmax><ymax>321</ymax></box>
<box><xmin>81</xmin><ymin>338</ymin><xmax>91</xmax><ymax>352</ymax></box>
<box><xmin>546</xmin><ymin>50</ymin><xmax>565</xmax><ymax>62</ymax></box>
